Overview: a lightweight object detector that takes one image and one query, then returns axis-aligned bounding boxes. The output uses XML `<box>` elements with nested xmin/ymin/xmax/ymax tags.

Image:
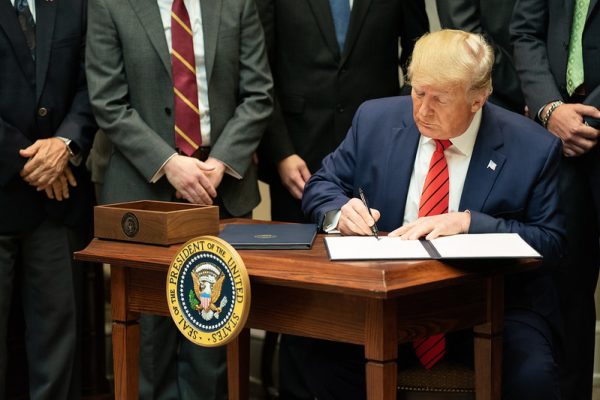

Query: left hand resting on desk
<box><xmin>338</xmin><ymin>198</ymin><xmax>381</xmax><ymax>236</ymax></box>
<box><xmin>389</xmin><ymin>211</ymin><xmax>471</xmax><ymax>240</ymax></box>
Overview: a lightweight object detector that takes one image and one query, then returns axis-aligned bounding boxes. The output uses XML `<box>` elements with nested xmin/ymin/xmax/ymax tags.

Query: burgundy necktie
<box><xmin>413</xmin><ymin>139</ymin><xmax>452</xmax><ymax>369</ymax></box>
<box><xmin>171</xmin><ymin>0</ymin><xmax>202</xmax><ymax>156</ymax></box>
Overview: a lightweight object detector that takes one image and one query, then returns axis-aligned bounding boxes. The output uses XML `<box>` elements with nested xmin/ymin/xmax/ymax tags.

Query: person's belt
<box><xmin>178</xmin><ymin>146</ymin><xmax>211</xmax><ymax>162</ymax></box>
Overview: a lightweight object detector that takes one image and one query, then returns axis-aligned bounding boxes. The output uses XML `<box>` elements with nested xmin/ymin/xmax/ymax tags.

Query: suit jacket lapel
<box><xmin>200</xmin><ymin>0</ymin><xmax>220</xmax><ymax>84</ymax></box>
<box><xmin>129</xmin><ymin>0</ymin><xmax>172</xmax><ymax>79</ymax></box>
<box><xmin>460</xmin><ymin>106</ymin><xmax>506</xmax><ymax>213</ymax></box>
<box><xmin>588</xmin><ymin>0</ymin><xmax>598</xmax><ymax>21</ymax></box>
<box><xmin>306</xmin><ymin>0</ymin><xmax>341</xmax><ymax>61</ymax></box>
<box><xmin>0</xmin><ymin>0</ymin><xmax>35</xmax><ymax>86</ymax></box>
<box><xmin>35</xmin><ymin>0</ymin><xmax>57</xmax><ymax>101</ymax></box>
<box><xmin>341</xmin><ymin>0</ymin><xmax>371</xmax><ymax>64</ymax></box>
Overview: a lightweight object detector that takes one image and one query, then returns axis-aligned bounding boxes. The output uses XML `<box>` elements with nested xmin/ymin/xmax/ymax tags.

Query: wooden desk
<box><xmin>75</xmin><ymin>219</ymin><xmax>538</xmax><ymax>400</ymax></box>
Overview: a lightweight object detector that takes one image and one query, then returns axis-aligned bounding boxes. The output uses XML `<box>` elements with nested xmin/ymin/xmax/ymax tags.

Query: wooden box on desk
<box><xmin>94</xmin><ymin>200</ymin><xmax>219</xmax><ymax>245</ymax></box>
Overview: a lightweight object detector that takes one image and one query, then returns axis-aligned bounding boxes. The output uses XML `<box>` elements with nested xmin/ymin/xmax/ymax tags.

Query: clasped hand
<box><xmin>19</xmin><ymin>138</ymin><xmax>77</xmax><ymax>201</ymax></box>
<box><xmin>164</xmin><ymin>154</ymin><xmax>225</xmax><ymax>204</ymax></box>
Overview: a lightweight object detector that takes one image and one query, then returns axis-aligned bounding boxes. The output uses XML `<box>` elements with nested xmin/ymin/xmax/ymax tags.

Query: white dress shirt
<box><xmin>403</xmin><ymin>109</ymin><xmax>482</xmax><ymax>224</ymax></box>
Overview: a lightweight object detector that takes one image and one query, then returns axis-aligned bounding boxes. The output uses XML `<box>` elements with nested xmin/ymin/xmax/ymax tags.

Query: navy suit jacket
<box><xmin>0</xmin><ymin>0</ymin><xmax>96</xmax><ymax>233</ymax></box>
<box><xmin>303</xmin><ymin>96</ymin><xmax>565</xmax><ymax>326</ymax></box>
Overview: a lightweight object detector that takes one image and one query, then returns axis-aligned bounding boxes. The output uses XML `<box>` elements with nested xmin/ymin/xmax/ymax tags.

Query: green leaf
<box><xmin>189</xmin><ymin>289</ymin><xmax>199</xmax><ymax>309</ymax></box>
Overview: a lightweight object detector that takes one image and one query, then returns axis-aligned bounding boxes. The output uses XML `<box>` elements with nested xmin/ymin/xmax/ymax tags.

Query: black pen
<box><xmin>358</xmin><ymin>187</ymin><xmax>380</xmax><ymax>240</ymax></box>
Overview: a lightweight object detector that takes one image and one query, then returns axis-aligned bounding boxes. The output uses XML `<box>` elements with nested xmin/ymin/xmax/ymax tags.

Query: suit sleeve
<box><xmin>510</xmin><ymin>0</ymin><xmax>563</xmax><ymax>117</ymax></box>
<box><xmin>301</xmin><ymin>107</ymin><xmax>364</xmax><ymax>227</ymax></box>
<box><xmin>86</xmin><ymin>0</ymin><xmax>177</xmax><ymax>182</ymax></box>
<box><xmin>209</xmin><ymin>0</ymin><xmax>273</xmax><ymax>177</ymax></box>
<box><xmin>54</xmin><ymin>0</ymin><xmax>97</xmax><ymax>154</ymax></box>
<box><xmin>468</xmin><ymin>137</ymin><xmax>565</xmax><ymax>266</ymax></box>
<box><xmin>0</xmin><ymin>118</ymin><xmax>30</xmax><ymax>186</ymax></box>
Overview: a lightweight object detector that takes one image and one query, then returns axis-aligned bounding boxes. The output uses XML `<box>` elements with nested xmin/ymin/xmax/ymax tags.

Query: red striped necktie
<box><xmin>171</xmin><ymin>0</ymin><xmax>202</xmax><ymax>156</ymax></box>
<box><xmin>413</xmin><ymin>138</ymin><xmax>452</xmax><ymax>369</ymax></box>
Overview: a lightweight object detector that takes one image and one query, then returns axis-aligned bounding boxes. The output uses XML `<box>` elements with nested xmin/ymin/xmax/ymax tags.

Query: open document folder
<box><xmin>324</xmin><ymin>233</ymin><xmax>541</xmax><ymax>261</ymax></box>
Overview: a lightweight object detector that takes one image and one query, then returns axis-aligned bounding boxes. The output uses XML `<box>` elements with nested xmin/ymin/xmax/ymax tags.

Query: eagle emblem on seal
<box><xmin>190</xmin><ymin>263</ymin><xmax>228</xmax><ymax>321</ymax></box>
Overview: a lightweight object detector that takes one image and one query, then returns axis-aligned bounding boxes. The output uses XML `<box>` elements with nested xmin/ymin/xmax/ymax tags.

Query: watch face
<box><xmin>68</xmin><ymin>141</ymin><xmax>80</xmax><ymax>157</ymax></box>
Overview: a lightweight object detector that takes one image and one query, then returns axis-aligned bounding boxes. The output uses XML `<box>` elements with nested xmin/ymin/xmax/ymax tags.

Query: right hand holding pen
<box><xmin>164</xmin><ymin>154</ymin><xmax>216</xmax><ymax>204</ymax></box>
<box><xmin>338</xmin><ymin>198</ymin><xmax>381</xmax><ymax>236</ymax></box>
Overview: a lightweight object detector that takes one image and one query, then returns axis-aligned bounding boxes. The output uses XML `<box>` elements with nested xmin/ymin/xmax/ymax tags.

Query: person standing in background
<box><xmin>436</xmin><ymin>0</ymin><xmax>525</xmax><ymax>114</ymax></box>
<box><xmin>85</xmin><ymin>0</ymin><xmax>273</xmax><ymax>398</ymax></box>
<box><xmin>0</xmin><ymin>0</ymin><xmax>96</xmax><ymax>398</ymax></box>
<box><xmin>256</xmin><ymin>0</ymin><xmax>429</xmax><ymax>222</ymax></box>
<box><xmin>511</xmin><ymin>1</ymin><xmax>600</xmax><ymax>398</ymax></box>
<box><xmin>253</xmin><ymin>1</ymin><xmax>428</xmax><ymax>398</ymax></box>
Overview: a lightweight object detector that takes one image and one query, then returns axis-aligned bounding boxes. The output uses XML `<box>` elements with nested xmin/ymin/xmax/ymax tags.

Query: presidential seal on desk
<box><xmin>166</xmin><ymin>236</ymin><xmax>251</xmax><ymax>346</ymax></box>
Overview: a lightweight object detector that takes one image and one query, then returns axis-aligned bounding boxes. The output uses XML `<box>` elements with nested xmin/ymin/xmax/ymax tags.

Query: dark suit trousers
<box><xmin>554</xmin><ymin>156</ymin><xmax>600</xmax><ymax>400</ymax></box>
<box><xmin>283</xmin><ymin>309</ymin><xmax>560</xmax><ymax>400</ymax></box>
<box><xmin>270</xmin><ymin>179</ymin><xmax>306</xmax><ymax>223</ymax></box>
<box><xmin>0</xmin><ymin>219</ymin><xmax>77</xmax><ymax>400</ymax></box>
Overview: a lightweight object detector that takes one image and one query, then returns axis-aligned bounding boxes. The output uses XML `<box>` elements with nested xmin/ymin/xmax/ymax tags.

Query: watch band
<box><xmin>57</xmin><ymin>137</ymin><xmax>79</xmax><ymax>157</ymax></box>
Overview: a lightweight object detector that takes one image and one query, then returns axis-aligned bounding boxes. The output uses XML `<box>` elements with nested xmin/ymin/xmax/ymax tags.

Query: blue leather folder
<box><xmin>219</xmin><ymin>223</ymin><xmax>317</xmax><ymax>249</ymax></box>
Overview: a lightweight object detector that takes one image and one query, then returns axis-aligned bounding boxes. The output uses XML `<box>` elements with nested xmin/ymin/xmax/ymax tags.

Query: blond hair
<box><xmin>407</xmin><ymin>29</ymin><xmax>494</xmax><ymax>96</ymax></box>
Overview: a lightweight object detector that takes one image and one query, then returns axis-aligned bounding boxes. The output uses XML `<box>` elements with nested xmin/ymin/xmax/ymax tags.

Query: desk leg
<box><xmin>364</xmin><ymin>299</ymin><xmax>398</xmax><ymax>400</ymax></box>
<box><xmin>227</xmin><ymin>328</ymin><xmax>250</xmax><ymax>400</ymax></box>
<box><xmin>474</xmin><ymin>276</ymin><xmax>504</xmax><ymax>400</ymax></box>
<box><xmin>112</xmin><ymin>321</ymin><xmax>140</xmax><ymax>399</ymax></box>
<box><xmin>366</xmin><ymin>361</ymin><xmax>397</xmax><ymax>400</ymax></box>
<box><xmin>111</xmin><ymin>265</ymin><xmax>141</xmax><ymax>400</ymax></box>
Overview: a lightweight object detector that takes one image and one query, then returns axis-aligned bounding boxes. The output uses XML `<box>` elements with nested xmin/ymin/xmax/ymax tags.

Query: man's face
<box><xmin>411</xmin><ymin>81</ymin><xmax>484</xmax><ymax>139</ymax></box>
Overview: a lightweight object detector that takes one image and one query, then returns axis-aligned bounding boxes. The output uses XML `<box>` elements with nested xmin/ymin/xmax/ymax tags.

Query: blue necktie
<box><xmin>328</xmin><ymin>0</ymin><xmax>350</xmax><ymax>52</ymax></box>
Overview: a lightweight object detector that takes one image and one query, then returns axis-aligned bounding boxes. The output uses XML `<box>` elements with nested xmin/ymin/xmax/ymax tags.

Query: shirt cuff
<box><xmin>150</xmin><ymin>152</ymin><xmax>177</xmax><ymax>183</ymax></box>
<box><xmin>220</xmin><ymin>160</ymin><xmax>242</xmax><ymax>180</ymax></box>
<box><xmin>323</xmin><ymin>209</ymin><xmax>341</xmax><ymax>233</ymax></box>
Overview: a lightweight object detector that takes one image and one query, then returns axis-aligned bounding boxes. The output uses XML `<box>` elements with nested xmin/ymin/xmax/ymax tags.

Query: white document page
<box><xmin>324</xmin><ymin>236</ymin><xmax>430</xmax><ymax>260</ymax></box>
<box><xmin>430</xmin><ymin>233</ymin><xmax>541</xmax><ymax>258</ymax></box>
<box><xmin>324</xmin><ymin>233</ymin><xmax>541</xmax><ymax>261</ymax></box>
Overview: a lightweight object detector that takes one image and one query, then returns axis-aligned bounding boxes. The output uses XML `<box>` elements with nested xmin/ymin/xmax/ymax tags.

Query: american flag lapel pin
<box><xmin>487</xmin><ymin>160</ymin><xmax>497</xmax><ymax>171</ymax></box>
